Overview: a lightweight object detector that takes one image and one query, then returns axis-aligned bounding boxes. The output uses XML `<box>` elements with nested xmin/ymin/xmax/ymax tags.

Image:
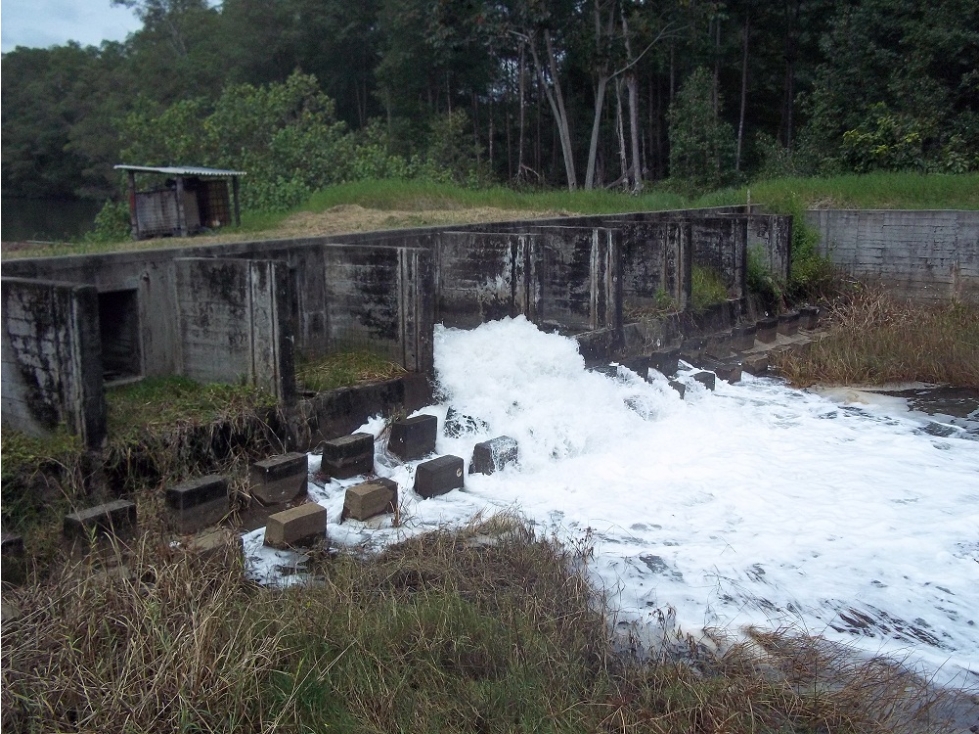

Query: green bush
<box><xmin>83</xmin><ymin>199</ymin><xmax>131</xmax><ymax>243</ymax></box>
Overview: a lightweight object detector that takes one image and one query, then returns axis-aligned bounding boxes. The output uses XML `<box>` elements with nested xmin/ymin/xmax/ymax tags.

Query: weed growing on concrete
<box><xmin>296</xmin><ymin>350</ymin><xmax>407</xmax><ymax>394</ymax></box>
<box><xmin>776</xmin><ymin>285</ymin><xmax>979</xmax><ymax>387</ymax></box>
<box><xmin>690</xmin><ymin>266</ymin><xmax>730</xmax><ymax>313</ymax></box>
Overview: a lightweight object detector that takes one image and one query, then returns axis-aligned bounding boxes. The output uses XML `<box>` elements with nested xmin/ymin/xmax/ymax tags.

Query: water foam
<box><xmin>244</xmin><ymin>316</ymin><xmax>979</xmax><ymax>687</ymax></box>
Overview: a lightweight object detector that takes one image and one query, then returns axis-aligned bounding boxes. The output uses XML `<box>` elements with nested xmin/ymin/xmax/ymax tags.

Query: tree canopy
<box><xmin>3</xmin><ymin>0</ymin><xmax>977</xmax><ymax>202</ymax></box>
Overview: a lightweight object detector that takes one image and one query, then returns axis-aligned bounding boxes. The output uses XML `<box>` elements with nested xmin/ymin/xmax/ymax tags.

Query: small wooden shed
<box><xmin>114</xmin><ymin>164</ymin><xmax>245</xmax><ymax>240</ymax></box>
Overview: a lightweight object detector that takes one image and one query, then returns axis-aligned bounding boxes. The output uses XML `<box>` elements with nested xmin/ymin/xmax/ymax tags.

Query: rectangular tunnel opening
<box><xmin>98</xmin><ymin>289</ymin><xmax>142</xmax><ymax>383</ymax></box>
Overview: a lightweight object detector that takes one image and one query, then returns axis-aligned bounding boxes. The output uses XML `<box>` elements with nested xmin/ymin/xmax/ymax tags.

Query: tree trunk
<box><xmin>518</xmin><ymin>41</ymin><xmax>527</xmax><ymax>180</ymax></box>
<box><xmin>627</xmin><ymin>72</ymin><xmax>642</xmax><ymax>191</ymax></box>
<box><xmin>530</xmin><ymin>29</ymin><xmax>578</xmax><ymax>190</ymax></box>
<box><xmin>585</xmin><ymin>75</ymin><xmax>609</xmax><ymax>189</ymax></box>
<box><xmin>614</xmin><ymin>78</ymin><xmax>628</xmax><ymax>187</ymax></box>
<box><xmin>736</xmin><ymin>9</ymin><xmax>750</xmax><ymax>173</ymax></box>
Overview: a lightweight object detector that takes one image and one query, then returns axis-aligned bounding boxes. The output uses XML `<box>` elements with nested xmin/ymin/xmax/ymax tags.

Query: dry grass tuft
<box><xmin>777</xmin><ymin>285</ymin><xmax>979</xmax><ymax>387</ymax></box>
<box><xmin>295</xmin><ymin>350</ymin><xmax>408</xmax><ymax>393</ymax></box>
<box><xmin>3</xmin><ymin>516</ymin><xmax>970</xmax><ymax>733</ymax></box>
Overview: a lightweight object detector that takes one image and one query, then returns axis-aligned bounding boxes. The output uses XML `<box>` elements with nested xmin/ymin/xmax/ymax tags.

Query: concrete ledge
<box><xmin>250</xmin><ymin>453</ymin><xmax>308</xmax><ymax>505</ymax></box>
<box><xmin>64</xmin><ymin>500</ymin><xmax>137</xmax><ymax>541</ymax></box>
<box><xmin>389</xmin><ymin>414</ymin><xmax>437</xmax><ymax>461</ymax></box>
<box><xmin>415</xmin><ymin>455</ymin><xmax>465</xmax><ymax>498</ymax></box>
<box><xmin>166</xmin><ymin>474</ymin><xmax>229</xmax><ymax>534</ymax></box>
<box><xmin>320</xmin><ymin>433</ymin><xmax>374</xmax><ymax>478</ymax></box>
<box><xmin>470</xmin><ymin>436</ymin><xmax>519</xmax><ymax>475</ymax></box>
<box><xmin>343</xmin><ymin>478</ymin><xmax>398</xmax><ymax>521</ymax></box>
<box><xmin>264</xmin><ymin>503</ymin><xmax>327</xmax><ymax>548</ymax></box>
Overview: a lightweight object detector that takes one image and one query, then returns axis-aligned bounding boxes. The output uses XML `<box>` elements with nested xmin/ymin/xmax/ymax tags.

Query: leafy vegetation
<box><xmin>690</xmin><ymin>265</ymin><xmax>730</xmax><ymax>312</ymax></box>
<box><xmin>3</xmin><ymin>0</ymin><xmax>977</xmax><ymax>207</ymax></box>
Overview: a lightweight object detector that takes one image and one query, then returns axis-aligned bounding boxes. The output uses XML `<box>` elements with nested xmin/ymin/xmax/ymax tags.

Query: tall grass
<box><xmin>777</xmin><ymin>285</ymin><xmax>979</xmax><ymax>387</ymax></box>
<box><xmin>2</xmin><ymin>517</ymin><xmax>964</xmax><ymax>733</ymax></box>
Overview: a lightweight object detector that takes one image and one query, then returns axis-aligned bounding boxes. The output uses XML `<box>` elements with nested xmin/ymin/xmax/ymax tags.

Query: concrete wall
<box><xmin>321</xmin><ymin>244</ymin><xmax>434</xmax><ymax>372</ymax></box>
<box><xmin>807</xmin><ymin>209</ymin><xmax>979</xmax><ymax>302</ymax></box>
<box><xmin>175</xmin><ymin>258</ymin><xmax>295</xmax><ymax>401</ymax></box>
<box><xmin>1</xmin><ymin>277</ymin><xmax>106</xmax><ymax>447</ymax></box>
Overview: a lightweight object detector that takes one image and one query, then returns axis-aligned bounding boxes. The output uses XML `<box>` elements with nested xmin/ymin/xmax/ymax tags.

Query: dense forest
<box><xmin>3</xmin><ymin>0</ymin><xmax>978</xmax><ymax>209</ymax></box>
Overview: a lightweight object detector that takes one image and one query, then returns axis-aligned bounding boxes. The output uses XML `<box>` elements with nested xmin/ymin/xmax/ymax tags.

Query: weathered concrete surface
<box><xmin>264</xmin><ymin>503</ymin><xmax>326</xmax><ymax>548</ymax></box>
<box><xmin>299</xmin><ymin>373</ymin><xmax>433</xmax><ymax>450</ymax></box>
<box><xmin>322</xmin><ymin>244</ymin><xmax>434</xmax><ymax>372</ymax></box>
<box><xmin>175</xmin><ymin>258</ymin><xmax>295</xmax><ymax>401</ymax></box>
<box><xmin>250</xmin><ymin>453</ymin><xmax>308</xmax><ymax>505</ymax></box>
<box><xmin>64</xmin><ymin>499</ymin><xmax>137</xmax><ymax>541</ymax></box>
<box><xmin>415</xmin><ymin>455</ymin><xmax>465</xmax><ymax>498</ymax></box>
<box><xmin>166</xmin><ymin>474</ymin><xmax>229</xmax><ymax>534</ymax></box>
<box><xmin>1</xmin><ymin>277</ymin><xmax>106</xmax><ymax>447</ymax></box>
<box><xmin>388</xmin><ymin>414</ymin><xmax>437</xmax><ymax>461</ymax></box>
<box><xmin>470</xmin><ymin>436</ymin><xmax>519</xmax><ymax>475</ymax></box>
<box><xmin>319</xmin><ymin>433</ymin><xmax>373</xmax><ymax>479</ymax></box>
<box><xmin>807</xmin><ymin>209</ymin><xmax>979</xmax><ymax>302</ymax></box>
<box><xmin>342</xmin><ymin>478</ymin><xmax>398</xmax><ymax>521</ymax></box>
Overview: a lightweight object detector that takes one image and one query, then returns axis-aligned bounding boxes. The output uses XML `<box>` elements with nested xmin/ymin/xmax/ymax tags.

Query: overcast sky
<box><xmin>1</xmin><ymin>0</ymin><xmax>143</xmax><ymax>52</ymax></box>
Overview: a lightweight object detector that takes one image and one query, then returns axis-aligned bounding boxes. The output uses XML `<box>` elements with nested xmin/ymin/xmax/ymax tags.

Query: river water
<box><xmin>1</xmin><ymin>197</ymin><xmax>101</xmax><ymax>242</ymax></box>
<box><xmin>243</xmin><ymin>316</ymin><xmax>979</xmax><ymax>688</ymax></box>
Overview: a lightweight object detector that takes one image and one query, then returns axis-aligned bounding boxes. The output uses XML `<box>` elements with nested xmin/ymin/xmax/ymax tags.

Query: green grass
<box><xmin>104</xmin><ymin>375</ymin><xmax>277</xmax><ymax>440</ymax></box>
<box><xmin>690</xmin><ymin>265</ymin><xmax>731</xmax><ymax>312</ymax></box>
<box><xmin>5</xmin><ymin>172</ymin><xmax>976</xmax><ymax>260</ymax></box>
<box><xmin>296</xmin><ymin>349</ymin><xmax>407</xmax><ymax>393</ymax></box>
<box><xmin>2</xmin><ymin>516</ymin><xmax>957</xmax><ymax>733</ymax></box>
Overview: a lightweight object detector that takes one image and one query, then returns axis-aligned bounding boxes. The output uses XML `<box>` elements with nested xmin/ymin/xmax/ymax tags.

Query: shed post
<box><xmin>232</xmin><ymin>176</ymin><xmax>241</xmax><ymax>227</ymax></box>
<box><xmin>126</xmin><ymin>171</ymin><xmax>139</xmax><ymax>239</ymax></box>
<box><xmin>175</xmin><ymin>175</ymin><xmax>188</xmax><ymax>237</ymax></box>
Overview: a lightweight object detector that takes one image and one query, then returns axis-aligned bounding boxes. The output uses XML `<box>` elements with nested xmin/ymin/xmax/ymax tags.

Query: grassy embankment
<box><xmin>3</xmin><ymin>516</ymin><xmax>960</xmax><ymax>733</ymax></box>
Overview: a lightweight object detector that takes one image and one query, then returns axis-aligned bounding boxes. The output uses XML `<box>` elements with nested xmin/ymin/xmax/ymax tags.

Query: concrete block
<box><xmin>777</xmin><ymin>311</ymin><xmax>800</xmax><ymax>336</ymax></box>
<box><xmin>714</xmin><ymin>363</ymin><xmax>742</xmax><ymax>384</ymax></box>
<box><xmin>250</xmin><ymin>453</ymin><xmax>308</xmax><ymax>505</ymax></box>
<box><xmin>1</xmin><ymin>533</ymin><xmax>26</xmax><ymax>586</ymax></box>
<box><xmin>705</xmin><ymin>331</ymin><xmax>733</xmax><ymax>359</ymax></box>
<box><xmin>649</xmin><ymin>348</ymin><xmax>680</xmax><ymax>378</ymax></box>
<box><xmin>389</xmin><ymin>414</ymin><xmax>437</xmax><ymax>461</ymax></box>
<box><xmin>343</xmin><ymin>478</ymin><xmax>398</xmax><ymax>521</ymax></box>
<box><xmin>692</xmin><ymin>371</ymin><xmax>716</xmax><ymax>391</ymax></box>
<box><xmin>444</xmin><ymin>408</ymin><xmax>488</xmax><ymax>437</ymax></box>
<box><xmin>64</xmin><ymin>500</ymin><xmax>137</xmax><ymax>542</ymax></box>
<box><xmin>470</xmin><ymin>436</ymin><xmax>519</xmax><ymax>475</ymax></box>
<box><xmin>669</xmin><ymin>379</ymin><xmax>686</xmax><ymax>399</ymax></box>
<box><xmin>798</xmin><ymin>306</ymin><xmax>820</xmax><ymax>330</ymax></box>
<box><xmin>680</xmin><ymin>336</ymin><xmax>706</xmax><ymax>361</ymax></box>
<box><xmin>185</xmin><ymin>528</ymin><xmax>244</xmax><ymax>565</ymax></box>
<box><xmin>618</xmin><ymin>355</ymin><xmax>650</xmax><ymax>378</ymax></box>
<box><xmin>731</xmin><ymin>324</ymin><xmax>757</xmax><ymax>351</ymax></box>
<box><xmin>742</xmin><ymin>353</ymin><xmax>770</xmax><ymax>376</ymax></box>
<box><xmin>415</xmin><ymin>455</ymin><xmax>465</xmax><ymax>498</ymax></box>
<box><xmin>166</xmin><ymin>474</ymin><xmax>229</xmax><ymax>534</ymax></box>
<box><xmin>264</xmin><ymin>503</ymin><xmax>327</xmax><ymax>549</ymax></box>
<box><xmin>756</xmin><ymin>317</ymin><xmax>778</xmax><ymax>344</ymax></box>
<box><xmin>319</xmin><ymin>433</ymin><xmax>374</xmax><ymax>478</ymax></box>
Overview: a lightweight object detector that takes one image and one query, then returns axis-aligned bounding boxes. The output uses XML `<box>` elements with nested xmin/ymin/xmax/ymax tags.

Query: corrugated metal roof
<box><xmin>114</xmin><ymin>164</ymin><xmax>246</xmax><ymax>177</ymax></box>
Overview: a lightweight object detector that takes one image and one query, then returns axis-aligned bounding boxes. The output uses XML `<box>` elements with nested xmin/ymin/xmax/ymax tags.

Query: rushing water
<box><xmin>244</xmin><ymin>317</ymin><xmax>979</xmax><ymax>687</ymax></box>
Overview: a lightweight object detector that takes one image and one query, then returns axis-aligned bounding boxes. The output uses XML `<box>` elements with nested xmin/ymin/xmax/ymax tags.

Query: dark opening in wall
<box><xmin>98</xmin><ymin>289</ymin><xmax>142</xmax><ymax>382</ymax></box>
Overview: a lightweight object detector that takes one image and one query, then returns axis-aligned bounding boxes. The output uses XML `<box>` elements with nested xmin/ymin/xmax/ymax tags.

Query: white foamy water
<box><xmin>244</xmin><ymin>317</ymin><xmax>979</xmax><ymax>687</ymax></box>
